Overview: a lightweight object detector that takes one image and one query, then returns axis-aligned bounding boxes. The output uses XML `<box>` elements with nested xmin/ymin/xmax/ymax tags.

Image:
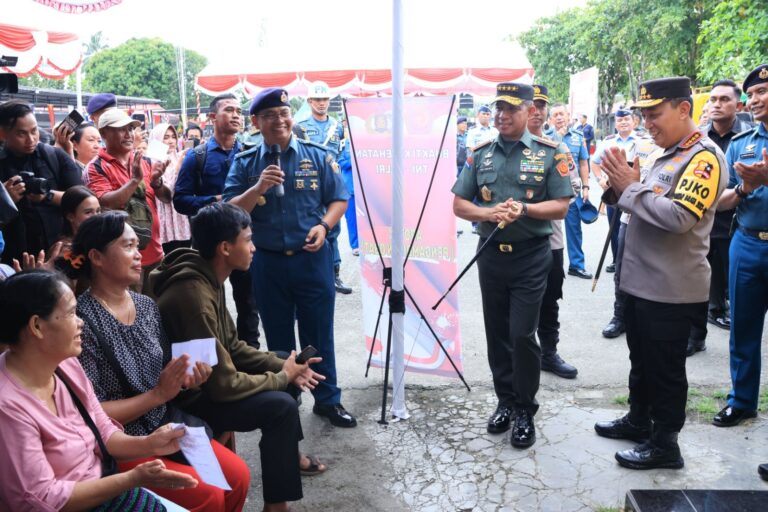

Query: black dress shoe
<box><xmin>487</xmin><ymin>405</ymin><xmax>513</xmax><ymax>434</ymax></box>
<box><xmin>759</xmin><ymin>463</ymin><xmax>768</xmax><ymax>481</ymax></box>
<box><xmin>541</xmin><ymin>352</ymin><xmax>578</xmax><ymax>379</ymax></box>
<box><xmin>686</xmin><ymin>338</ymin><xmax>706</xmax><ymax>357</ymax></box>
<box><xmin>568</xmin><ymin>268</ymin><xmax>593</xmax><ymax>279</ymax></box>
<box><xmin>334</xmin><ymin>276</ymin><xmax>353</xmax><ymax>295</ymax></box>
<box><xmin>602</xmin><ymin>318</ymin><xmax>625</xmax><ymax>339</ymax></box>
<box><xmin>708</xmin><ymin>313</ymin><xmax>730</xmax><ymax>330</ymax></box>
<box><xmin>605</xmin><ymin>263</ymin><xmax>616</xmax><ymax>273</ymax></box>
<box><xmin>313</xmin><ymin>404</ymin><xmax>358</xmax><ymax>427</ymax></box>
<box><xmin>594</xmin><ymin>413</ymin><xmax>651</xmax><ymax>442</ymax></box>
<box><xmin>712</xmin><ymin>406</ymin><xmax>757</xmax><ymax>427</ymax></box>
<box><xmin>615</xmin><ymin>439</ymin><xmax>684</xmax><ymax>470</ymax></box>
<box><xmin>511</xmin><ymin>411</ymin><xmax>536</xmax><ymax>448</ymax></box>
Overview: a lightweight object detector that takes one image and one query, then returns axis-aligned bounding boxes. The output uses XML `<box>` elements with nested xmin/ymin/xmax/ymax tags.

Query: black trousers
<box><xmin>613</xmin><ymin>222</ymin><xmax>628</xmax><ymax>321</ymax></box>
<box><xmin>478</xmin><ymin>237</ymin><xmax>551</xmax><ymax>415</ymax></box>
<box><xmin>230</xmin><ymin>268</ymin><xmax>261</xmax><ymax>347</ymax></box>
<box><xmin>538</xmin><ymin>248</ymin><xmax>564</xmax><ymax>355</ymax></box>
<box><xmin>708</xmin><ymin>236</ymin><xmax>731</xmax><ymax>316</ymax></box>
<box><xmin>625</xmin><ymin>295</ymin><xmax>705</xmax><ymax>432</ymax></box>
<box><xmin>187</xmin><ymin>390</ymin><xmax>303</xmax><ymax>504</ymax></box>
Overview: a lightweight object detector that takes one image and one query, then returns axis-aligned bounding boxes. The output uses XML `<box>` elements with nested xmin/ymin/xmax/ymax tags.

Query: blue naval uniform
<box><xmin>561</xmin><ymin>128</ymin><xmax>590</xmax><ymax>271</ymax></box>
<box><xmin>223</xmin><ymin>135</ymin><xmax>349</xmax><ymax>405</ymax></box>
<box><xmin>724</xmin><ymin>122</ymin><xmax>768</xmax><ymax>412</ymax></box>
<box><xmin>296</xmin><ymin>116</ymin><xmax>346</xmax><ymax>266</ymax></box>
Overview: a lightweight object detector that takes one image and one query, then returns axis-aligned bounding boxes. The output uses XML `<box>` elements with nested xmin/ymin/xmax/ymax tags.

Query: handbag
<box><xmin>82</xmin><ymin>315</ymin><xmax>213</xmax><ymax>465</ymax></box>
<box><xmin>55</xmin><ymin>369</ymin><xmax>167</xmax><ymax>512</ymax></box>
<box><xmin>125</xmin><ymin>183</ymin><xmax>154</xmax><ymax>251</ymax></box>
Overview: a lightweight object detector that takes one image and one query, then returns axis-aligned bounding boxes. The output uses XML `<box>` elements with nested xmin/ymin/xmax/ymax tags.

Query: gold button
<box><xmin>499</xmin><ymin>244</ymin><xmax>513</xmax><ymax>253</ymax></box>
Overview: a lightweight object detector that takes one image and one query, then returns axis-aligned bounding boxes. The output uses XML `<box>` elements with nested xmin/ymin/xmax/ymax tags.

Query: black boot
<box><xmin>594</xmin><ymin>403</ymin><xmax>650</xmax><ymax>442</ymax></box>
<box><xmin>615</xmin><ymin>429</ymin><xmax>684</xmax><ymax>470</ymax></box>
<box><xmin>686</xmin><ymin>337</ymin><xmax>706</xmax><ymax>357</ymax></box>
<box><xmin>541</xmin><ymin>351</ymin><xmax>578</xmax><ymax>379</ymax></box>
<box><xmin>334</xmin><ymin>265</ymin><xmax>352</xmax><ymax>295</ymax></box>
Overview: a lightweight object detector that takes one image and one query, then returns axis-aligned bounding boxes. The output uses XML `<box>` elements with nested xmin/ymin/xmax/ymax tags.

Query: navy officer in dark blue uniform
<box><xmin>224</xmin><ymin>88</ymin><xmax>356</xmax><ymax>427</ymax></box>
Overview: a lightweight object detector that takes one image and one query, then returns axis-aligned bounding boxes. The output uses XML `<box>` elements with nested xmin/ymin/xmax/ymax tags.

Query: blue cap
<box><xmin>250</xmin><ymin>88</ymin><xmax>290</xmax><ymax>116</ymax></box>
<box><xmin>575</xmin><ymin>196</ymin><xmax>599</xmax><ymax>224</ymax></box>
<box><xmin>86</xmin><ymin>93</ymin><xmax>116</xmax><ymax>116</ymax></box>
<box><xmin>478</xmin><ymin>105</ymin><xmax>492</xmax><ymax>114</ymax></box>
<box><xmin>457</xmin><ymin>116</ymin><xmax>467</xmax><ymax>124</ymax></box>
<box><xmin>614</xmin><ymin>108</ymin><xmax>632</xmax><ymax>117</ymax></box>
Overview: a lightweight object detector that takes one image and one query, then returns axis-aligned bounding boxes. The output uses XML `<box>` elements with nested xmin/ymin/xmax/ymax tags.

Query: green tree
<box><xmin>82</xmin><ymin>38</ymin><xmax>207</xmax><ymax>109</ymax></box>
<box><xmin>18</xmin><ymin>74</ymin><xmax>70</xmax><ymax>90</ymax></box>
<box><xmin>697</xmin><ymin>0</ymin><xmax>768</xmax><ymax>85</ymax></box>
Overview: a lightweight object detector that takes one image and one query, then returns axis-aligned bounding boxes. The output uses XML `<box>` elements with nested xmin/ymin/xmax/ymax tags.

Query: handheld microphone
<box><xmin>270</xmin><ymin>144</ymin><xmax>285</xmax><ymax>197</ymax></box>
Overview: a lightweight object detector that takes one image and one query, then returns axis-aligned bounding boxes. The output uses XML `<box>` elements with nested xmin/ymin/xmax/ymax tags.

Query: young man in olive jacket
<box><xmin>148</xmin><ymin>202</ymin><xmax>326</xmax><ymax>509</ymax></box>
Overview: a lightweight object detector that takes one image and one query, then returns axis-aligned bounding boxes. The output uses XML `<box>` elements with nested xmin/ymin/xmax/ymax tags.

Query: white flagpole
<box><xmin>390</xmin><ymin>0</ymin><xmax>408</xmax><ymax>420</ymax></box>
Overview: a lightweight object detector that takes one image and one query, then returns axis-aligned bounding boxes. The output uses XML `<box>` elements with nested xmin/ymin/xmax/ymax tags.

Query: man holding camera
<box><xmin>0</xmin><ymin>100</ymin><xmax>82</xmax><ymax>264</ymax></box>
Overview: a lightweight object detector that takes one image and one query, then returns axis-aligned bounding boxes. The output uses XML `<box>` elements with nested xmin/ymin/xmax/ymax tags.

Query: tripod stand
<box><xmin>345</xmin><ymin>96</ymin><xmax>470</xmax><ymax>425</ymax></box>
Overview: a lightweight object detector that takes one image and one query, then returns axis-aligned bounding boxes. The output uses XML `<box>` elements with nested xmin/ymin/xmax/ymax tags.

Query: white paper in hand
<box><xmin>172</xmin><ymin>338</ymin><xmax>218</xmax><ymax>375</ymax></box>
<box><xmin>171</xmin><ymin>424</ymin><xmax>231</xmax><ymax>490</ymax></box>
<box><xmin>146</xmin><ymin>139</ymin><xmax>170</xmax><ymax>162</ymax></box>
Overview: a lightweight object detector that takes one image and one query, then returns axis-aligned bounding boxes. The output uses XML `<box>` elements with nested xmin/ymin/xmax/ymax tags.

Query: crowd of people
<box><xmin>0</xmin><ymin>59</ymin><xmax>767</xmax><ymax>510</ymax></box>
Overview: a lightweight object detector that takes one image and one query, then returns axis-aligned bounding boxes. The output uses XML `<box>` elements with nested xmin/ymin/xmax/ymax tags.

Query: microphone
<box><xmin>270</xmin><ymin>144</ymin><xmax>284</xmax><ymax>197</ymax></box>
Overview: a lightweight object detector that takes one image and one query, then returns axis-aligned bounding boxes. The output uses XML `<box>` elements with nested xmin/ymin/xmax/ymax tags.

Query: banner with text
<box><xmin>569</xmin><ymin>66</ymin><xmax>600</xmax><ymax>125</ymax></box>
<box><xmin>345</xmin><ymin>96</ymin><xmax>462</xmax><ymax>377</ymax></box>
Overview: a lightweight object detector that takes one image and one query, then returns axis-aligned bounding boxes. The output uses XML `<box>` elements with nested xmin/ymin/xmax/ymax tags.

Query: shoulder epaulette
<box><xmin>604</xmin><ymin>134</ymin><xmax>616</xmax><ymax>140</ymax></box>
<box><xmin>297</xmin><ymin>138</ymin><xmax>332</xmax><ymax>152</ymax></box>
<box><xmin>233</xmin><ymin>146</ymin><xmax>259</xmax><ymax>159</ymax></box>
<box><xmin>531</xmin><ymin>135</ymin><xmax>559</xmax><ymax>148</ymax></box>
<box><xmin>470</xmin><ymin>139</ymin><xmax>494</xmax><ymax>152</ymax></box>
<box><xmin>731</xmin><ymin>127</ymin><xmax>756</xmax><ymax>141</ymax></box>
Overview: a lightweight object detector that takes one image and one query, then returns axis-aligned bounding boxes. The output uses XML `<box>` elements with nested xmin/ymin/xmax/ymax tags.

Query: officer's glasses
<box><xmin>259</xmin><ymin>109</ymin><xmax>292</xmax><ymax>122</ymax></box>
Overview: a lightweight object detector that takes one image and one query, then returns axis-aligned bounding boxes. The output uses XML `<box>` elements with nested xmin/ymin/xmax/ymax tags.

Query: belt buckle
<box><xmin>285</xmin><ymin>250</ymin><xmax>295</xmax><ymax>256</ymax></box>
<box><xmin>759</xmin><ymin>232</ymin><xmax>768</xmax><ymax>241</ymax></box>
<box><xmin>499</xmin><ymin>243</ymin><xmax>513</xmax><ymax>253</ymax></box>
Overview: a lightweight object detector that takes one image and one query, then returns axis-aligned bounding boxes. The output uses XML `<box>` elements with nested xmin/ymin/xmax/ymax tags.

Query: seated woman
<box><xmin>0</xmin><ymin>270</ymin><xmax>197</xmax><ymax>511</ymax></box>
<box><xmin>149</xmin><ymin>203</ymin><xmax>327</xmax><ymax>512</ymax></box>
<box><xmin>61</xmin><ymin>211</ymin><xmax>250</xmax><ymax>512</ymax></box>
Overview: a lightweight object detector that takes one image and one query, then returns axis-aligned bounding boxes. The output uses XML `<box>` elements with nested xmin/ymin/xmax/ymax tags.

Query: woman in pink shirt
<box><xmin>0</xmin><ymin>270</ymin><xmax>197</xmax><ymax>511</ymax></box>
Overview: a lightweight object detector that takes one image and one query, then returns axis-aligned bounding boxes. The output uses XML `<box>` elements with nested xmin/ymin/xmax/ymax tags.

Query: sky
<box><xmin>7</xmin><ymin>0</ymin><xmax>586</xmax><ymax>71</ymax></box>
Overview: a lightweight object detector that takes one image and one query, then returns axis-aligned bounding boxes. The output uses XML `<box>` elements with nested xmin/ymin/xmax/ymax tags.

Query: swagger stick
<box><xmin>591</xmin><ymin>203</ymin><xmax>621</xmax><ymax>292</ymax></box>
<box><xmin>432</xmin><ymin>220</ymin><xmax>507</xmax><ymax>310</ymax></box>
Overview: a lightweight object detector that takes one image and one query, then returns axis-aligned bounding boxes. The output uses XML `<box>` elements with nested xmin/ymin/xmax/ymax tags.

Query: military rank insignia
<box><xmin>481</xmin><ymin>185</ymin><xmax>492</xmax><ymax>202</ymax></box>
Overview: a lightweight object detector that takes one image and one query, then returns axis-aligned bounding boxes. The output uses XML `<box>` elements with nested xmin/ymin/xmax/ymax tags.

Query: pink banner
<box><xmin>345</xmin><ymin>96</ymin><xmax>462</xmax><ymax>377</ymax></box>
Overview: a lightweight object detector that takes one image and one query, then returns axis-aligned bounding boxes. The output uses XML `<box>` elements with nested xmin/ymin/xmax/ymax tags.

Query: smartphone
<box><xmin>295</xmin><ymin>345</ymin><xmax>318</xmax><ymax>364</ymax></box>
<box><xmin>59</xmin><ymin>110</ymin><xmax>84</xmax><ymax>132</ymax></box>
<box><xmin>183</xmin><ymin>139</ymin><xmax>195</xmax><ymax>150</ymax></box>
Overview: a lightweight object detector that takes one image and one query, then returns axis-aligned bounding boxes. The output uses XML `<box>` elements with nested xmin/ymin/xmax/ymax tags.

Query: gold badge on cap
<box><xmin>481</xmin><ymin>186</ymin><xmax>492</xmax><ymax>202</ymax></box>
<box><xmin>280</xmin><ymin>91</ymin><xmax>288</xmax><ymax>103</ymax></box>
<box><xmin>760</xmin><ymin>68</ymin><xmax>768</xmax><ymax>80</ymax></box>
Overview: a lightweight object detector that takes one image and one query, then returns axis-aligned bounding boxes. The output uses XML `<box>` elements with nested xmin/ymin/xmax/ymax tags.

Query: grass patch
<box><xmin>612</xmin><ymin>395</ymin><xmax>629</xmax><ymax>406</ymax></box>
<box><xmin>594</xmin><ymin>507</ymin><xmax>622</xmax><ymax>512</ymax></box>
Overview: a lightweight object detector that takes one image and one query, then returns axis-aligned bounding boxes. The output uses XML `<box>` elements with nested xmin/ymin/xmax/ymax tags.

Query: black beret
<box><xmin>86</xmin><ymin>93</ymin><xmax>116</xmax><ymax>116</ymax></box>
<box><xmin>249</xmin><ymin>88</ymin><xmax>290</xmax><ymax>116</ymax></box>
<box><xmin>457</xmin><ymin>116</ymin><xmax>467</xmax><ymax>124</ymax></box>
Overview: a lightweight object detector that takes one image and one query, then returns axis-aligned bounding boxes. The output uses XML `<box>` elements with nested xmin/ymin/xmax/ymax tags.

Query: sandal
<box><xmin>299</xmin><ymin>454</ymin><xmax>327</xmax><ymax>476</ymax></box>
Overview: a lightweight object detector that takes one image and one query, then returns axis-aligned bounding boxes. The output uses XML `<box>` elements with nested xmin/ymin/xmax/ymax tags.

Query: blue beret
<box><xmin>743</xmin><ymin>63</ymin><xmax>768</xmax><ymax>92</ymax></box>
<box><xmin>614</xmin><ymin>108</ymin><xmax>632</xmax><ymax>117</ymax></box>
<box><xmin>250</xmin><ymin>88</ymin><xmax>290</xmax><ymax>116</ymax></box>
<box><xmin>478</xmin><ymin>105</ymin><xmax>492</xmax><ymax>114</ymax></box>
<box><xmin>457</xmin><ymin>116</ymin><xmax>467</xmax><ymax>124</ymax></box>
<box><xmin>86</xmin><ymin>93</ymin><xmax>116</xmax><ymax>116</ymax></box>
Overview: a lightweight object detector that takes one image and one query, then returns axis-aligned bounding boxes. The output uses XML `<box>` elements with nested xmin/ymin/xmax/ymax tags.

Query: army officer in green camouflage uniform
<box><xmin>452</xmin><ymin>83</ymin><xmax>574</xmax><ymax>448</ymax></box>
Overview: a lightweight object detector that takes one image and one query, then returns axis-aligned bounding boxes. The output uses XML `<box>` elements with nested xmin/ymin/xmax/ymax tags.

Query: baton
<box><xmin>432</xmin><ymin>220</ymin><xmax>507</xmax><ymax>310</ymax></box>
<box><xmin>591</xmin><ymin>202</ymin><xmax>621</xmax><ymax>292</ymax></box>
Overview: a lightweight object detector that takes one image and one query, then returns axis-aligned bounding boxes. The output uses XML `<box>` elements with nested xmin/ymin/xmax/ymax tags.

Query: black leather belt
<box><xmin>740</xmin><ymin>226</ymin><xmax>768</xmax><ymax>241</ymax></box>
<box><xmin>480</xmin><ymin>236</ymin><xmax>549</xmax><ymax>253</ymax></box>
<box><xmin>257</xmin><ymin>247</ymin><xmax>303</xmax><ymax>256</ymax></box>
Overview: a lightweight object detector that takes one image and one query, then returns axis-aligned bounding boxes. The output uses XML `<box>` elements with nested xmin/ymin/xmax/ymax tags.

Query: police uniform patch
<box><xmin>672</xmin><ymin>150</ymin><xmax>720</xmax><ymax>220</ymax></box>
<box><xmin>556</xmin><ymin>160</ymin><xmax>569</xmax><ymax>177</ymax></box>
<box><xmin>653</xmin><ymin>185</ymin><xmax>664</xmax><ymax>195</ymax></box>
<box><xmin>740</xmin><ymin>144</ymin><xmax>756</xmax><ymax>159</ymax></box>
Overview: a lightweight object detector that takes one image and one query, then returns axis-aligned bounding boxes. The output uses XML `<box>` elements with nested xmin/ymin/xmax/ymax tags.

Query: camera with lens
<box><xmin>19</xmin><ymin>171</ymin><xmax>52</xmax><ymax>195</ymax></box>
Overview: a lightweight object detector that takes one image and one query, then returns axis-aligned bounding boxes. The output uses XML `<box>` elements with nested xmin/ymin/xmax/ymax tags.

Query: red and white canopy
<box><xmin>0</xmin><ymin>23</ymin><xmax>82</xmax><ymax>78</ymax></box>
<box><xmin>195</xmin><ymin>42</ymin><xmax>533</xmax><ymax>98</ymax></box>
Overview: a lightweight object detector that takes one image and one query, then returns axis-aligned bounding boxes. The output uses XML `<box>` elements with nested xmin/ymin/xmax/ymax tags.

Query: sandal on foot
<box><xmin>299</xmin><ymin>454</ymin><xmax>327</xmax><ymax>476</ymax></box>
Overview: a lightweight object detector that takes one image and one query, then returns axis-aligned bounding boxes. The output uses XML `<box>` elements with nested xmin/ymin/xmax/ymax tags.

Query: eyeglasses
<box><xmin>259</xmin><ymin>109</ymin><xmax>292</xmax><ymax>122</ymax></box>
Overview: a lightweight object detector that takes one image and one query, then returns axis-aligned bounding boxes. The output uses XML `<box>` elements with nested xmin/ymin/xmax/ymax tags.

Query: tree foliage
<box><xmin>697</xmin><ymin>0</ymin><xmax>768</xmax><ymax>85</ymax></box>
<box><xmin>82</xmin><ymin>38</ymin><xmax>207</xmax><ymax>109</ymax></box>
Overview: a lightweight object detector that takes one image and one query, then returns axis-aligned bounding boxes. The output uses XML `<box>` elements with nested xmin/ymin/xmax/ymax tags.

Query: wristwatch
<box><xmin>520</xmin><ymin>202</ymin><xmax>528</xmax><ymax>217</ymax></box>
<box><xmin>319</xmin><ymin>220</ymin><xmax>331</xmax><ymax>235</ymax></box>
<box><xmin>44</xmin><ymin>190</ymin><xmax>54</xmax><ymax>204</ymax></box>
<box><xmin>735</xmin><ymin>183</ymin><xmax>749</xmax><ymax>198</ymax></box>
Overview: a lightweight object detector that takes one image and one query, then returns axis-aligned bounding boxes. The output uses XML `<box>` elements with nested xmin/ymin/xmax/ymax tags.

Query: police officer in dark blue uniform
<box><xmin>224</xmin><ymin>88</ymin><xmax>357</xmax><ymax>427</ymax></box>
<box><xmin>711</xmin><ymin>66</ymin><xmax>768</xmax><ymax>460</ymax></box>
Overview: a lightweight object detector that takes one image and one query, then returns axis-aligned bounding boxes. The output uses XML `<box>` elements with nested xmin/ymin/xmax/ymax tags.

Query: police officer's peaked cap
<box><xmin>614</xmin><ymin>108</ymin><xmax>632</xmax><ymax>117</ymax></box>
<box><xmin>87</xmin><ymin>93</ymin><xmax>117</xmax><ymax>116</ymax></box>
<box><xmin>575</xmin><ymin>196</ymin><xmax>599</xmax><ymax>224</ymax></box>
<box><xmin>492</xmin><ymin>82</ymin><xmax>534</xmax><ymax>107</ymax></box>
<box><xmin>631</xmin><ymin>77</ymin><xmax>691</xmax><ymax>108</ymax></box>
<box><xmin>743</xmin><ymin>64</ymin><xmax>768</xmax><ymax>92</ymax></box>
<box><xmin>457</xmin><ymin>116</ymin><xmax>467</xmax><ymax>124</ymax></box>
<box><xmin>533</xmin><ymin>84</ymin><xmax>549</xmax><ymax>103</ymax></box>
<box><xmin>250</xmin><ymin>88</ymin><xmax>291</xmax><ymax>116</ymax></box>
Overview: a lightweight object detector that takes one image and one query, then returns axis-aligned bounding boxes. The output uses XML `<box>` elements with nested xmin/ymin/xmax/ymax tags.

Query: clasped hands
<box><xmin>485</xmin><ymin>198</ymin><xmax>524</xmax><ymax>225</ymax></box>
<box><xmin>600</xmin><ymin>147</ymin><xmax>640</xmax><ymax>195</ymax></box>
